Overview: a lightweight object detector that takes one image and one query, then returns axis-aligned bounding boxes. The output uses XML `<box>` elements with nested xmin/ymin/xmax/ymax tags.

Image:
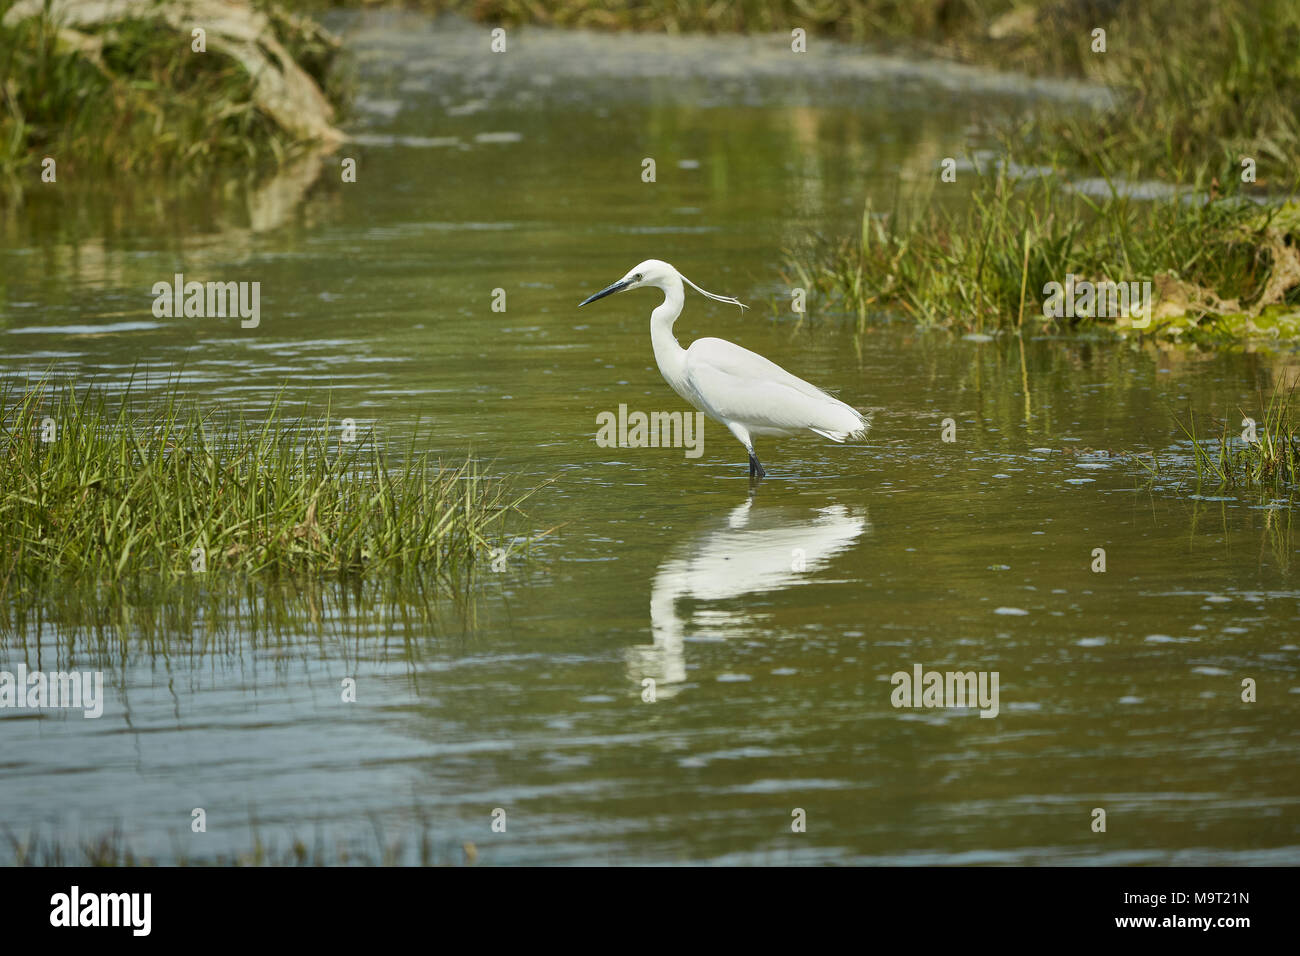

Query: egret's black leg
<box><xmin>748</xmin><ymin>453</ymin><xmax>766</xmax><ymax>479</ymax></box>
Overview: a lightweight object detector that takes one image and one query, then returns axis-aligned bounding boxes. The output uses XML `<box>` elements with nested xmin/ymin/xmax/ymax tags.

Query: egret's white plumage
<box><xmin>579</xmin><ymin>259</ymin><xmax>869</xmax><ymax>477</ymax></box>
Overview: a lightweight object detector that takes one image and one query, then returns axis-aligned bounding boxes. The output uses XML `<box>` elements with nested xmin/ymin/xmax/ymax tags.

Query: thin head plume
<box><xmin>680</xmin><ymin>272</ymin><xmax>748</xmax><ymax>312</ymax></box>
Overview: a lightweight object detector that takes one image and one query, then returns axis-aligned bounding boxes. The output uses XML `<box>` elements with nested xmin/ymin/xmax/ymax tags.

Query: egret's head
<box><xmin>578</xmin><ymin>259</ymin><xmax>746</xmax><ymax>310</ymax></box>
<box><xmin>578</xmin><ymin>259</ymin><xmax>671</xmax><ymax>306</ymax></box>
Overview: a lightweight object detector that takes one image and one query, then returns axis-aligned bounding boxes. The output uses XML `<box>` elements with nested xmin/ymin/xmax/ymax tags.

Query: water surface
<box><xmin>1</xmin><ymin>13</ymin><xmax>1297</xmax><ymax>865</ymax></box>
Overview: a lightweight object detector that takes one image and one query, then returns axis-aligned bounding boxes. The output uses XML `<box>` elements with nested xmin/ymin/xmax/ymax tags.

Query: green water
<box><xmin>1</xmin><ymin>13</ymin><xmax>1297</xmax><ymax>864</ymax></box>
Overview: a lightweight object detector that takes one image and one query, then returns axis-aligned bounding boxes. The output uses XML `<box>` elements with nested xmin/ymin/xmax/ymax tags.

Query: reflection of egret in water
<box><xmin>628</xmin><ymin>497</ymin><xmax>869</xmax><ymax>696</ymax></box>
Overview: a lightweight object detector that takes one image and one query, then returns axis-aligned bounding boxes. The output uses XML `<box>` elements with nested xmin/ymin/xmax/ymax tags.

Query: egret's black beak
<box><xmin>579</xmin><ymin>277</ymin><xmax>634</xmax><ymax>307</ymax></box>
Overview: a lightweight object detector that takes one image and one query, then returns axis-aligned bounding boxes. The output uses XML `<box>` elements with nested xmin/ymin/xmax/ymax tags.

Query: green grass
<box><xmin>787</xmin><ymin>169</ymin><xmax>1300</xmax><ymax>339</ymax></box>
<box><xmin>0</xmin><ymin>377</ymin><xmax>536</xmax><ymax>595</ymax></box>
<box><xmin>1174</xmin><ymin>382</ymin><xmax>1300</xmax><ymax>489</ymax></box>
<box><xmin>789</xmin><ymin>0</ymin><xmax>1300</xmax><ymax>339</ymax></box>
<box><xmin>1130</xmin><ymin>381</ymin><xmax>1300</xmax><ymax>494</ymax></box>
<box><xmin>1016</xmin><ymin>0</ymin><xmax>1300</xmax><ymax>186</ymax></box>
<box><xmin>0</xmin><ymin>0</ymin><xmax>347</xmax><ymax>184</ymax></box>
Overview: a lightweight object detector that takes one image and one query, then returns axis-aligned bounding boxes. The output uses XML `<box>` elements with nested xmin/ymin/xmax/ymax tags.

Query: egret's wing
<box><xmin>682</xmin><ymin>338</ymin><xmax>867</xmax><ymax>438</ymax></box>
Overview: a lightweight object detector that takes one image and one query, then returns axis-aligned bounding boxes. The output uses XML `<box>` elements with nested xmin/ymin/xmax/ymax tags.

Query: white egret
<box><xmin>579</xmin><ymin>259</ymin><xmax>869</xmax><ymax>477</ymax></box>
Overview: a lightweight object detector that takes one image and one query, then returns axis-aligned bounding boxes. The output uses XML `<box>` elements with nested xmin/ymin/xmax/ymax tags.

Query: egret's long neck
<box><xmin>650</xmin><ymin>276</ymin><xmax>691</xmax><ymax>396</ymax></box>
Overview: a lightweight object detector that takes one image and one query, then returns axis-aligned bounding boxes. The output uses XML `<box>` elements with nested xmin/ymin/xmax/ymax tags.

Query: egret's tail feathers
<box><xmin>847</xmin><ymin>411</ymin><xmax>873</xmax><ymax>440</ymax></box>
<box><xmin>811</xmin><ymin>409</ymin><xmax>871</xmax><ymax>443</ymax></box>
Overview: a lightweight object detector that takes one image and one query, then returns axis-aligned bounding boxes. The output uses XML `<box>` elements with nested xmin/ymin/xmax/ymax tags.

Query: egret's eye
<box><xmin>634</xmin><ymin>273</ymin><xmax>643</xmax><ymax>282</ymax></box>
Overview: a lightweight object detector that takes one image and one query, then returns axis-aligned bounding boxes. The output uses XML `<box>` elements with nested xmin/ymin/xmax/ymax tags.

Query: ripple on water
<box><xmin>7</xmin><ymin>321</ymin><xmax>166</xmax><ymax>335</ymax></box>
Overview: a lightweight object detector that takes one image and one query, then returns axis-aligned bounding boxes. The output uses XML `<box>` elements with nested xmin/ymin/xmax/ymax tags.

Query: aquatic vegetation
<box><xmin>1174</xmin><ymin>383</ymin><xmax>1300</xmax><ymax>489</ymax></box>
<box><xmin>0</xmin><ymin>0</ymin><xmax>346</xmax><ymax>186</ymax></box>
<box><xmin>788</xmin><ymin>171</ymin><xmax>1300</xmax><ymax>340</ymax></box>
<box><xmin>1135</xmin><ymin>381</ymin><xmax>1300</xmax><ymax>493</ymax></box>
<box><xmin>0</xmin><ymin>378</ymin><xmax>536</xmax><ymax>595</ymax></box>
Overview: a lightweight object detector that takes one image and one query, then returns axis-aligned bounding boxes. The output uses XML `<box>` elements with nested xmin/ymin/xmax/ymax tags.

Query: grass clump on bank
<box><xmin>789</xmin><ymin>171</ymin><xmax>1300</xmax><ymax>340</ymax></box>
<box><xmin>1014</xmin><ymin>0</ymin><xmax>1300</xmax><ymax>186</ymax></box>
<box><xmin>0</xmin><ymin>379</ymin><xmax>533</xmax><ymax>596</ymax></box>
<box><xmin>0</xmin><ymin>0</ymin><xmax>345</xmax><ymax>186</ymax></box>
<box><xmin>793</xmin><ymin>0</ymin><xmax>1300</xmax><ymax>339</ymax></box>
